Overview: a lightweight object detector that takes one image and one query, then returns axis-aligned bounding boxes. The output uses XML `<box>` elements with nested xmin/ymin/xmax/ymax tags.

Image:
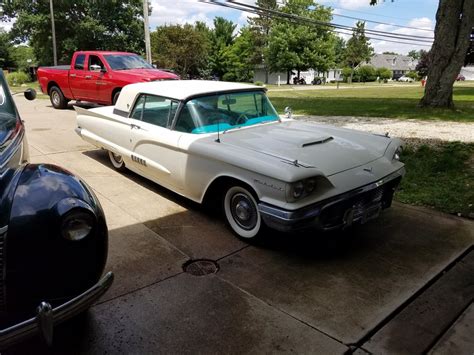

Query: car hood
<box><xmin>115</xmin><ymin>69</ymin><xmax>179</xmax><ymax>81</ymax></box>
<box><xmin>218</xmin><ymin>120</ymin><xmax>392</xmax><ymax>176</ymax></box>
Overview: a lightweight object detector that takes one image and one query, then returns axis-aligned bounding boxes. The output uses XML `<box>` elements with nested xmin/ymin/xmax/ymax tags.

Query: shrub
<box><xmin>254</xmin><ymin>81</ymin><xmax>264</xmax><ymax>86</ymax></box>
<box><xmin>342</xmin><ymin>67</ymin><xmax>353</xmax><ymax>82</ymax></box>
<box><xmin>406</xmin><ymin>71</ymin><xmax>419</xmax><ymax>80</ymax></box>
<box><xmin>376</xmin><ymin>67</ymin><xmax>392</xmax><ymax>81</ymax></box>
<box><xmin>6</xmin><ymin>71</ymin><xmax>30</xmax><ymax>86</ymax></box>
<box><xmin>357</xmin><ymin>65</ymin><xmax>377</xmax><ymax>82</ymax></box>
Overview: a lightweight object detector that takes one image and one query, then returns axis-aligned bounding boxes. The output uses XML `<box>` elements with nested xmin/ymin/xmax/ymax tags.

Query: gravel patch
<box><xmin>296</xmin><ymin>115</ymin><xmax>474</xmax><ymax>143</ymax></box>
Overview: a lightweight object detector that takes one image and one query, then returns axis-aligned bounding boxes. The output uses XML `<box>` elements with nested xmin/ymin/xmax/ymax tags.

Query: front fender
<box><xmin>5</xmin><ymin>164</ymin><xmax>108</xmax><ymax>312</ymax></box>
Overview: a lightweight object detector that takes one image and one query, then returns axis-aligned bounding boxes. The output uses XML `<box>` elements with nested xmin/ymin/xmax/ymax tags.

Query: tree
<box><xmin>208</xmin><ymin>17</ymin><xmax>237</xmax><ymax>79</ymax></box>
<box><xmin>407</xmin><ymin>50</ymin><xmax>421</xmax><ymax>61</ymax></box>
<box><xmin>383</xmin><ymin>51</ymin><xmax>398</xmax><ymax>55</ymax></box>
<box><xmin>344</xmin><ymin>21</ymin><xmax>373</xmax><ymax>83</ymax></box>
<box><xmin>0</xmin><ymin>29</ymin><xmax>13</xmax><ymax>68</ymax></box>
<box><xmin>9</xmin><ymin>45</ymin><xmax>36</xmax><ymax>72</ymax></box>
<box><xmin>247</xmin><ymin>0</ymin><xmax>278</xmax><ymax>83</ymax></box>
<box><xmin>151</xmin><ymin>24</ymin><xmax>209</xmax><ymax>78</ymax></box>
<box><xmin>415</xmin><ymin>50</ymin><xmax>431</xmax><ymax>78</ymax></box>
<box><xmin>371</xmin><ymin>0</ymin><xmax>474</xmax><ymax>108</ymax></box>
<box><xmin>2</xmin><ymin>0</ymin><xmax>144</xmax><ymax>65</ymax></box>
<box><xmin>222</xmin><ymin>27</ymin><xmax>257</xmax><ymax>82</ymax></box>
<box><xmin>334</xmin><ymin>37</ymin><xmax>346</xmax><ymax>67</ymax></box>
<box><xmin>267</xmin><ymin>0</ymin><xmax>335</xmax><ymax>84</ymax></box>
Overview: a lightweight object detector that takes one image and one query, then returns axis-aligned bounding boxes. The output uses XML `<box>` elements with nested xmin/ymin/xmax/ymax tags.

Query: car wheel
<box><xmin>112</xmin><ymin>90</ymin><xmax>121</xmax><ymax>105</ymax></box>
<box><xmin>49</xmin><ymin>86</ymin><xmax>69</xmax><ymax>109</ymax></box>
<box><xmin>108</xmin><ymin>150</ymin><xmax>126</xmax><ymax>171</ymax></box>
<box><xmin>223</xmin><ymin>185</ymin><xmax>262</xmax><ymax>240</ymax></box>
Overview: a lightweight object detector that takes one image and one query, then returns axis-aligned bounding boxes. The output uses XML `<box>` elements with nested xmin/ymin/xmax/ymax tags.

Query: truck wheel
<box><xmin>112</xmin><ymin>90</ymin><xmax>121</xmax><ymax>105</ymax></box>
<box><xmin>108</xmin><ymin>150</ymin><xmax>126</xmax><ymax>171</ymax></box>
<box><xmin>49</xmin><ymin>86</ymin><xmax>69</xmax><ymax>109</ymax></box>
<box><xmin>223</xmin><ymin>184</ymin><xmax>263</xmax><ymax>241</ymax></box>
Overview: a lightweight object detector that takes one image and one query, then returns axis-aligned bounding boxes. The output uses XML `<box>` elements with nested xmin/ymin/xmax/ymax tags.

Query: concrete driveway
<box><xmin>8</xmin><ymin>97</ymin><xmax>474</xmax><ymax>354</ymax></box>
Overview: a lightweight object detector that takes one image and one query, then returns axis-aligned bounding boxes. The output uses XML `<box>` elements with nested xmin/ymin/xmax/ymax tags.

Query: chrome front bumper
<box><xmin>0</xmin><ymin>271</ymin><xmax>114</xmax><ymax>350</ymax></box>
<box><xmin>259</xmin><ymin>169</ymin><xmax>405</xmax><ymax>232</ymax></box>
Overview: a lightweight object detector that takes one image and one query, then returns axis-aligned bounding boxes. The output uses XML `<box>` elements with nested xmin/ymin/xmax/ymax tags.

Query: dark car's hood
<box><xmin>217</xmin><ymin>120</ymin><xmax>392</xmax><ymax>176</ymax></box>
<box><xmin>115</xmin><ymin>68</ymin><xmax>179</xmax><ymax>81</ymax></box>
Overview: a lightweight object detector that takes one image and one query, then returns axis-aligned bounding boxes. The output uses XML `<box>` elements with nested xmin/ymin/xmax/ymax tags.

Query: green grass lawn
<box><xmin>9</xmin><ymin>81</ymin><xmax>48</xmax><ymax>99</ymax></box>
<box><xmin>267</xmin><ymin>82</ymin><xmax>474</xmax><ymax>122</ymax></box>
<box><xmin>396</xmin><ymin>142</ymin><xmax>474</xmax><ymax>218</ymax></box>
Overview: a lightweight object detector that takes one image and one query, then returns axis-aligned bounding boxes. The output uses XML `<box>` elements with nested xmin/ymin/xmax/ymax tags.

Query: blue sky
<box><xmin>0</xmin><ymin>0</ymin><xmax>438</xmax><ymax>55</ymax></box>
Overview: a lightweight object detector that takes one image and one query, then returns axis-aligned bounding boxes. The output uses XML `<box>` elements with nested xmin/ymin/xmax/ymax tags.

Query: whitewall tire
<box><xmin>108</xmin><ymin>150</ymin><xmax>126</xmax><ymax>171</ymax></box>
<box><xmin>223</xmin><ymin>185</ymin><xmax>262</xmax><ymax>240</ymax></box>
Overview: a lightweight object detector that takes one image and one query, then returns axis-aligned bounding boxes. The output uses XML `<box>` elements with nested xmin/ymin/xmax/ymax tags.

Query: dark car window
<box><xmin>103</xmin><ymin>54</ymin><xmax>153</xmax><ymax>70</ymax></box>
<box><xmin>130</xmin><ymin>95</ymin><xmax>146</xmax><ymax>120</ymax></box>
<box><xmin>74</xmin><ymin>54</ymin><xmax>86</xmax><ymax>70</ymax></box>
<box><xmin>88</xmin><ymin>55</ymin><xmax>105</xmax><ymax>71</ymax></box>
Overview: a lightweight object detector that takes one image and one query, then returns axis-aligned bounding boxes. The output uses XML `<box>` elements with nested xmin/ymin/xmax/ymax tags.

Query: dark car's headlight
<box><xmin>61</xmin><ymin>209</ymin><xmax>95</xmax><ymax>241</ymax></box>
<box><xmin>393</xmin><ymin>146</ymin><xmax>403</xmax><ymax>161</ymax></box>
<box><xmin>288</xmin><ymin>177</ymin><xmax>317</xmax><ymax>201</ymax></box>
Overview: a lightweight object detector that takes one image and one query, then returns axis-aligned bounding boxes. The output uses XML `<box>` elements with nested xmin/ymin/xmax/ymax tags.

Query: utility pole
<box><xmin>49</xmin><ymin>0</ymin><xmax>57</xmax><ymax>66</ymax></box>
<box><xmin>143</xmin><ymin>0</ymin><xmax>152</xmax><ymax>64</ymax></box>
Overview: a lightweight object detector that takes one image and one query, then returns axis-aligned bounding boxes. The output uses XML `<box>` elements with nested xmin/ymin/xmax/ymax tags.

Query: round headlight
<box><xmin>305</xmin><ymin>178</ymin><xmax>316</xmax><ymax>193</ymax></box>
<box><xmin>293</xmin><ymin>181</ymin><xmax>305</xmax><ymax>199</ymax></box>
<box><xmin>61</xmin><ymin>210</ymin><xmax>95</xmax><ymax>241</ymax></box>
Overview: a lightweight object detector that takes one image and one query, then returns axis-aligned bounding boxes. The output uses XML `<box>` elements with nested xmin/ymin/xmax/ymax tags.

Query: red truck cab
<box><xmin>37</xmin><ymin>51</ymin><xmax>179</xmax><ymax>109</ymax></box>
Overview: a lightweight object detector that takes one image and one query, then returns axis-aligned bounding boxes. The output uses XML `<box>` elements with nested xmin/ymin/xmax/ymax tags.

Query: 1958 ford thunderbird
<box><xmin>75</xmin><ymin>80</ymin><xmax>405</xmax><ymax>240</ymax></box>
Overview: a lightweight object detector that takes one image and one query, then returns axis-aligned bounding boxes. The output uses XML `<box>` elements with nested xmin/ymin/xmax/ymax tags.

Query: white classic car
<box><xmin>75</xmin><ymin>80</ymin><xmax>405</xmax><ymax>240</ymax></box>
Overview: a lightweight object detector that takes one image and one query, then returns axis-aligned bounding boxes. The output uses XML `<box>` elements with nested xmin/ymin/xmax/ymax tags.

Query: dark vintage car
<box><xmin>0</xmin><ymin>70</ymin><xmax>113</xmax><ymax>349</ymax></box>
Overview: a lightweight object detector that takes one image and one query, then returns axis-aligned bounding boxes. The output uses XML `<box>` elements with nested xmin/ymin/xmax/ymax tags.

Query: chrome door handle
<box><xmin>131</xmin><ymin>124</ymin><xmax>141</xmax><ymax>130</ymax></box>
<box><xmin>85</xmin><ymin>75</ymin><xmax>92</xmax><ymax>79</ymax></box>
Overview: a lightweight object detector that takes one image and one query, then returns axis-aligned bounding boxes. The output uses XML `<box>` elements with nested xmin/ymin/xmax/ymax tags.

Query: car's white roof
<box><xmin>115</xmin><ymin>80</ymin><xmax>264</xmax><ymax>113</ymax></box>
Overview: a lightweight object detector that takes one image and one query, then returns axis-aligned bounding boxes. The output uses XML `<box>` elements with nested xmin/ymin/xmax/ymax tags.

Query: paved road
<box><xmin>7</xmin><ymin>97</ymin><xmax>474</xmax><ymax>354</ymax></box>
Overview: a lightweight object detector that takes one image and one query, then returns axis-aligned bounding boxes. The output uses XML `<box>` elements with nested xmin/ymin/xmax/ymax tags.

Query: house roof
<box><xmin>363</xmin><ymin>54</ymin><xmax>418</xmax><ymax>71</ymax></box>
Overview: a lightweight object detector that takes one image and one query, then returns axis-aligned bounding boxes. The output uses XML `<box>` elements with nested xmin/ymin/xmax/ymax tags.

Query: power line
<box><xmin>223</xmin><ymin>0</ymin><xmax>433</xmax><ymax>41</ymax></box>
<box><xmin>203</xmin><ymin>0</ymin><xmax>433</xmax><ymax>45</ymax></box>
<box><xmin>332</xmin><ymin>12</ymin><xmax>434</xmax><ymax>32</ymax></box>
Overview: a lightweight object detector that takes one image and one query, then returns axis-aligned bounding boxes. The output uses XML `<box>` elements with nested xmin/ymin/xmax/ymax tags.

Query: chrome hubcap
<box><xmin>112</xmin><ymin>153</ymin><xmax>122</xmax><ymax>164</ymax></box>
<box><xmin>52</xmin><ymin>92</ymin><xmax>59</xmax><ymax>105</ymax></box>
<box><xmin>231</xmin><ymin>193</ymin><xmax>257</xmax><ymax>230</ymax></box>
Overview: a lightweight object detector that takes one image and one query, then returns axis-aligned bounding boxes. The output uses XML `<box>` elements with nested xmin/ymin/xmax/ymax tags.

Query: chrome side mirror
<box><xmin>24</xmin><ymin>88</ymin><xmax>36</xmax><ymax>101</ymax></box>
<box><xmin>284</xmin><ymin>106</ymin><xmax>292</xmax><ymax>119</ymax></box>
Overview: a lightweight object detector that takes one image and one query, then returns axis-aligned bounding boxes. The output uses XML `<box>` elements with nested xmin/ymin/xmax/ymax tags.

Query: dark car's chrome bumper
<box><xmin>0</xmin><ymin>271</ymin><xmax>113</xmax><ymax>350</ymax></box>
<box><xmin>259</xmin><ymin>168</ymin><xmax>405</xmax><ymax>232</ymax></box>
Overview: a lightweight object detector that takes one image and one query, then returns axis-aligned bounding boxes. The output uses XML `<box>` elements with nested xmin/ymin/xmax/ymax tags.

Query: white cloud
<box><xmin>370</xmin><ymin>17</ymin><xmax>434</xmax><ymax>54</ymax></box>
<box><xmin>338</xmin><ymin>0</ymin><xmax>371</xmax><ymax>10</ymax></box>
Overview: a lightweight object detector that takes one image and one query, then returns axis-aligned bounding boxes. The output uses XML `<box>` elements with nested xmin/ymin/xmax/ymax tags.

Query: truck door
<box><xmin>69</xmin><ymin>53</ymin><xmax>88</xmax><ymax>100</ymax></box>
<box><xmin>85</xmin><ymin>55</ymin><xmax>112</xmax><ymax>104</ymax></box>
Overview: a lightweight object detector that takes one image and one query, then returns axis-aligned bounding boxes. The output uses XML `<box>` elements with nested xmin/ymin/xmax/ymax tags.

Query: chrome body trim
<box><xmin>0</xmin><ymin>272</ymin><xmax>114</xmax><ymax>350</ymax></box>
<box><xmin>258</xmin><ymin>168</ymin><xmax>404</xmax><ymax>232</ymax></box>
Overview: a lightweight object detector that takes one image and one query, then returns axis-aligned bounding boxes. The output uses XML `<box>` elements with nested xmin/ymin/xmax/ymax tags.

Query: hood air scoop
<box><xmin>301</xmin><ymin>136</ymin><xmax>333</xmax><ymax>148</ymax></box>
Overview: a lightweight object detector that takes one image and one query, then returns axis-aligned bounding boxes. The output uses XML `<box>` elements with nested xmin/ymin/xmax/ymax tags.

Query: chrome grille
<box><xmin>0</xmin><ymin>228</ymin><xmax>6</xmax><ymax>311</ymax></box>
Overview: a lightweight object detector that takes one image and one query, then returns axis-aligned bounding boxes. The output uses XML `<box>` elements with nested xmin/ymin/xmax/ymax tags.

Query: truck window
<box><xmin>89</xmin><ymin>55</ymin><xmax>105</xmax><ymax>71</ymax></box>
<box><xmin>74</xmin><ymin>54</ymin><xmax>86</xmax><ymax>70</ymax></box>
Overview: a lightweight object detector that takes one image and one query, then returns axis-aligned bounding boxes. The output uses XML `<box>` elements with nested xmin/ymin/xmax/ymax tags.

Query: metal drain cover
<box><xmin>183</xmin><ymin>259</ymin><xmax>219</xmax><ymax>276</ymax></box>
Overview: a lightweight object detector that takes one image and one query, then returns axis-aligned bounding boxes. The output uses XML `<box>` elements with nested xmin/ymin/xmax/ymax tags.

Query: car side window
<box><xmin>74</xmin><ymin>54</ymin><xmax>86</xmax><ymax>70</ymax></box>
<box><xmin>130</xmin><ymin>95</ymin><xmax>146</xmax><ymax>120</ymax></box>
<box><xmin>89</xmin><ymin>55</ymin><xmax>105</xmax><ymax>71</ymax></box>
<box><xmin>135</xmin><ymin>95</ymin><xmax>177</xmax><ymax>128</ymax></box>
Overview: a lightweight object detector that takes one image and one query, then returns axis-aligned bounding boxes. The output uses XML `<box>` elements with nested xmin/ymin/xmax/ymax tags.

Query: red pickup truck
<box><xmin>38</xmin><ymin>51</ymin><xmax>179</xmax><ymax>109</ymax></box>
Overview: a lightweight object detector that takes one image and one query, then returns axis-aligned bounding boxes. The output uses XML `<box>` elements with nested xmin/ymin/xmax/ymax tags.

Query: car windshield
<box><xmin>0</xmin><ymin>72</ymin><xmax>18</xmax><ymax>142</ymax></box>
<box><xmin>104</xmin><ymin>54</ymin><xmax>154</xmax><ymax>70</ymax></box>
<box><xmin>174</xmin><ymin>91</ymin><xmax>279</xmax><ymax>134</ymax></box>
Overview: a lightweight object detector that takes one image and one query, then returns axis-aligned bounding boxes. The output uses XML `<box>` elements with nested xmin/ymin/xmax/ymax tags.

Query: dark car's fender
<box><xmin>4</xmin><ymin>163</ymin><xmax>108</xmax><ymax>313</ymax></box>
